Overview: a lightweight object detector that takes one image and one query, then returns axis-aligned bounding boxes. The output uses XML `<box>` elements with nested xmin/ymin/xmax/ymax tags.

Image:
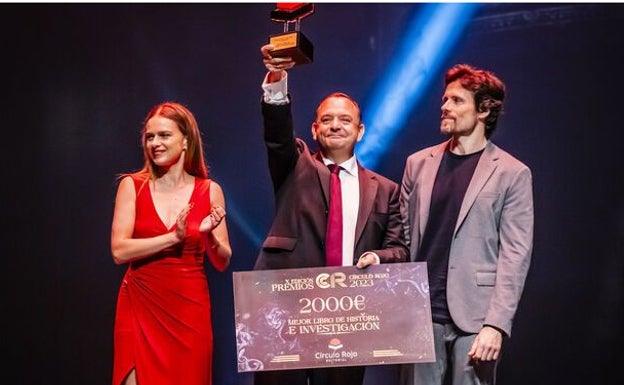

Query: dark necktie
<box><xmin>326</xmin><ymin>164</ymin><xmax>343</xmax><ymax>266</ymax></box>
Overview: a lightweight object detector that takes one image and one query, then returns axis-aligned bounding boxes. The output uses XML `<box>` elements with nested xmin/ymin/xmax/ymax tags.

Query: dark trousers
<box><xmin>254</xmin><ymin>366</ymin><xmax>365</xmax><ymax>385</ymax></box>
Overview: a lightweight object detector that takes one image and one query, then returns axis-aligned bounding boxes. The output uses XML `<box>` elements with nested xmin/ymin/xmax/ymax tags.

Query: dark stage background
<box><xmin>3</xmin><ymin>3</ymin><xmax>623</xmax><ymax>385</ymax></box>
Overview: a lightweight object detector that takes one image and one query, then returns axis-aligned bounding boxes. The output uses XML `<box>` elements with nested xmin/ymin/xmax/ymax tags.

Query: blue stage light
<box><xmin>356</xmin><ymin>3</ymin><xmax>480</xmax><ymax>169</ymax></box>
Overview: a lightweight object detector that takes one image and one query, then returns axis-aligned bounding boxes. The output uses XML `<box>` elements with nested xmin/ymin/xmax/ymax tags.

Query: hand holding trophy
<box><xmin>268</xmin><ymin>3</ymin><xmax>315</xmax><ymax>66</ymax></box>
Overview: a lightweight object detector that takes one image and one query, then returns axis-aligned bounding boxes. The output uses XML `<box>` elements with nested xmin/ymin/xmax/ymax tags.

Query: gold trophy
<box><xmin>269</xmin><ymin>3</ymin><xmax>315</xmax><ymax>65</ymax></box>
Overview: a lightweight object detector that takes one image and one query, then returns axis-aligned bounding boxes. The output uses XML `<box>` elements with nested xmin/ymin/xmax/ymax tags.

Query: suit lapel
<box><xmin>314</xmin><ymin>151</ymin><xmax>332</xmax><ymax>206</ymax></box>
<box><xmin>419</xmin><ymin>141</ymin><xmax>448</xmax><ymax>237</ymax></box>
<box><xmin>355</xmin><ymin>164</ymin><xmax>377</xmax><ymax>244</ymax></box>
<box><xmin>455</xmin><ymin>141</ymin><xmax>499</xmax><ymax>234</ymax></box>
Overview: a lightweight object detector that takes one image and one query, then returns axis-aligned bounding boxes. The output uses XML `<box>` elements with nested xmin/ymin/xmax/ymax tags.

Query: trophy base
<box><xmin>269</xmin><ymin>31</ymin><xmax>314</xmax><ymax>65</ymax></box>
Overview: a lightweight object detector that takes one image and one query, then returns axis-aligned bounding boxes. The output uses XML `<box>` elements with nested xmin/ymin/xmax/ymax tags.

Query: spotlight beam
<box><xmin>357</xmin><ymin>3</ymin><xmax>480</xmax><ymax>169</ymax></box>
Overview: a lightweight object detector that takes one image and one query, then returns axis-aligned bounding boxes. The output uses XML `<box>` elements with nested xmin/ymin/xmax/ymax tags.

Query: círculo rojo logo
<box><xmin>328</xmin><ymin>338</ymin><xmax>343</xmax><ymax>350</ymax></box>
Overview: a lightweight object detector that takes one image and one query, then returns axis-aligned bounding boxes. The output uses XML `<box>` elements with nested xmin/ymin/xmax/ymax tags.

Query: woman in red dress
<box><xmin>110</xmin><ymin>102</ymin><xmax>232</xmax><ymax>385</ymax></box>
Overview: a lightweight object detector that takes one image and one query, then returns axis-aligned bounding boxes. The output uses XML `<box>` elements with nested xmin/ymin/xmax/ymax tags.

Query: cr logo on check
<box><xmin>315</xmin><ymin>272</ymin><xmax>347</xmax><ymax>288</ymax></box>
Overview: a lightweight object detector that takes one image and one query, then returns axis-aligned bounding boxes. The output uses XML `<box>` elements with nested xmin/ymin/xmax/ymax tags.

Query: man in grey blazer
<box><xmin>253</xmin><ymin>44</ymin><xmax>408</xmax><ymax>385</ymax></box>
<box><xmin>399</xmin><ymin>64</ymin><xmax>534</xmax><ymax>385</ymax></box>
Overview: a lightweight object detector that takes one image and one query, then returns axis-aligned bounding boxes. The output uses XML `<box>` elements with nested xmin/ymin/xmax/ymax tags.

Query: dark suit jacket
<box><xmin>253</xmin><ymin>101</ymin><xmax>408</xmax><ymax>270</ymax></box>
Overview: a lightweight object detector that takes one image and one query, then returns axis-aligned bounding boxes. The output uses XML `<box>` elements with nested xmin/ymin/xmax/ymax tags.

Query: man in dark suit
<box><xmin>253</xmin><ymin>44</ymin><xmax>409</xmax><ymax>385</ymax></box>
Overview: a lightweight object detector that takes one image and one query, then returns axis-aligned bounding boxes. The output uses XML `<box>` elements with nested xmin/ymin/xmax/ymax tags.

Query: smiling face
<box><xmin>440</xmin><ymin>80</ymin><xmax>489</xmax><ymax>139</ymax></box>
<box><xmin>311</xmin><ymin>95</ymin><xmax>364</xmax><ymax>163</ymax></box>
<box><xmin>144</xmin><ymin>115</ymin><xmax>187</xmax><ymax>170</ymax></box>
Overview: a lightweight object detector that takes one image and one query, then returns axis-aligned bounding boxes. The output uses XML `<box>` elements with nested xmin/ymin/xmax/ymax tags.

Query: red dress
<box><xmin>113</xmin><ymin>175</ymin><xmax>214</xmax><ymax>385</ymax></box>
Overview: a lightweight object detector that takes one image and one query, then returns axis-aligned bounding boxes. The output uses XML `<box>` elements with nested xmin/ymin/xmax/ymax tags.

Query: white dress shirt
<box><xmin>322</xmin><ymin>157</ymin><xmax>360</xmax><ymax>266</ymax></box>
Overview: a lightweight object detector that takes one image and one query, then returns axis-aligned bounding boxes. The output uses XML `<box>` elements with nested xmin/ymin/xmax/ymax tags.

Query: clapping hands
<box><xmin>200</xmin><ymin>205</ymin><xmax>226</xmax><ymax>234</ymax></box>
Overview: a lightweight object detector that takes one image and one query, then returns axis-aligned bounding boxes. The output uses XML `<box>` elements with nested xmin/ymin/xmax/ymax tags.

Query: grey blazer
<box><xmin>400</xmin><ymin>140</ymin><xmax>533</xmax><ymax>337</ymax></box>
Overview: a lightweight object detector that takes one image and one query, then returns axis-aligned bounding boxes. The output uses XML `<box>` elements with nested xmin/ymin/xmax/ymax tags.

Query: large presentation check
<box><xmin>233</xmin><ymin>262</ymin><xmax>435</xmax><ymax>372</ymax></box>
